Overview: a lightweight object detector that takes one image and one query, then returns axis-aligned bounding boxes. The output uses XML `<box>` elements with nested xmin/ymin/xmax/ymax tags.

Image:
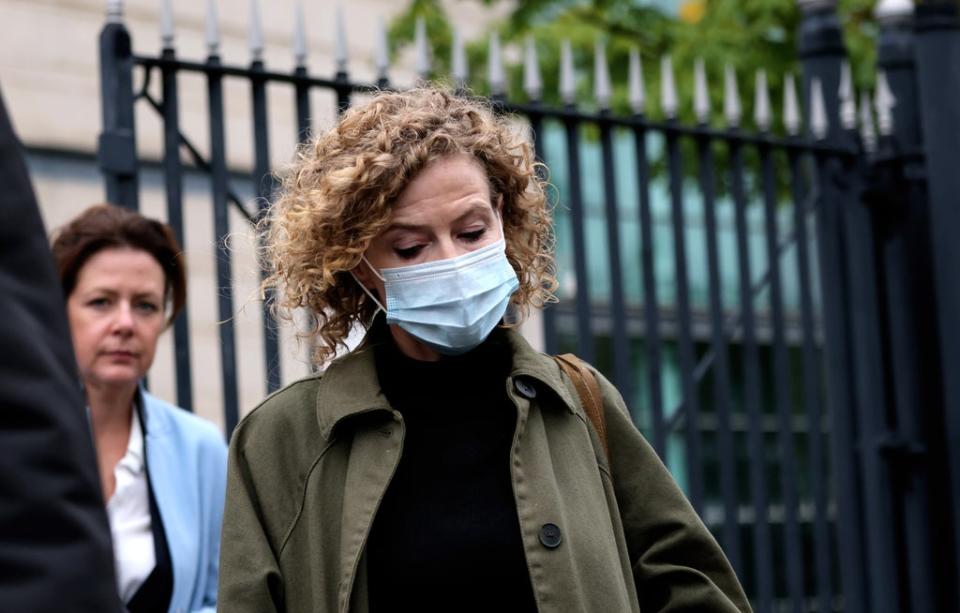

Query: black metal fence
<box><xmin>96</xmin><ymin>1</ymin><xmax>960</xmax><ymax>612</ymax></box>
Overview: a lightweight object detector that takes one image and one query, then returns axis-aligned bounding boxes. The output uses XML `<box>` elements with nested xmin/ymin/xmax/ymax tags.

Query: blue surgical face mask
<box><xmin>352</xmin><ymin>226</ymin><xmax>520</xmax><ymax>356</ymax></box>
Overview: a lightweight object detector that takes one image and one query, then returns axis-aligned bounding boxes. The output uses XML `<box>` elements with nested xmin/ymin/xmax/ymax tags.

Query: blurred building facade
<box><xmin>0</xmin><ymin>0</ymin><xmax>510</xmax><ymax>432</ymax></box>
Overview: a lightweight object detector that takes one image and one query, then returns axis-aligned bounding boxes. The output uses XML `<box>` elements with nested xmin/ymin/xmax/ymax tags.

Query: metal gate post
<box><xmin>97</xmin><ymin>1</ymin><xmax>139</xmax><ymax>210</ymax></box>
<box><xmin>913</xmin><ymin>3</ymin><xmax>960</xmax><ymax>610</ymax></box>
<box><xmin>872</xmin><ymin>3</ymin><xmax>947</xmax><ymax>612</ymax></box>
<box><xmin>796</xmin><ymin>2</ymin><xmax>869</xmax><ymax>611</ymax></box>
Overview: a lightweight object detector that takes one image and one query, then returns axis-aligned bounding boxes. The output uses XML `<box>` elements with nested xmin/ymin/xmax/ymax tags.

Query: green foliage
<box><xmin>387</xmin><ymin>0</ymin><xmax>454</xmax><ymax>82</ymax></box>
<box><xmin>388</xmin><ymin>0</ymin><xmax>888</xmax><ymax>131</ymax></box>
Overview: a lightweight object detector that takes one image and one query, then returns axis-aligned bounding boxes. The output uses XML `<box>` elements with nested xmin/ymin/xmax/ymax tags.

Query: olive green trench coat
<box><xmin>218</xmin><ymin>329</ymin><xmax>751</xmax><ymax>613</ymax></box>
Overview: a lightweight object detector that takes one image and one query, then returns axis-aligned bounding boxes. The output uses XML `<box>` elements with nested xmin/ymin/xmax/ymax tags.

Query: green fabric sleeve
<box><xmin>218</xmin><ymin>429</ymin><xmax>284</xmax><ymax>613</ymax></box>
<box><xmin>595</xmin><ymin>368</ymin><xmax>753</xmax><ymax>613</ymax></box>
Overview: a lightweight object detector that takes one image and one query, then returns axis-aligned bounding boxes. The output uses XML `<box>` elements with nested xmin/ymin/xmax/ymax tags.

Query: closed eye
<box><xmin>395</xmin><ymin>245</ymin><xmax>424</xmax><ymax>260</ymax></box>
<box><xmin>461</xmin><ymin>228</ymin><xmax>486</xmax><ymax>242</ymax></box>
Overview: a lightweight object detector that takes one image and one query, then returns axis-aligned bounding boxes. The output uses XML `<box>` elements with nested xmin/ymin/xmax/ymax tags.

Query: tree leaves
<box><xmin>388</xmin><ymin>0</ymin><xmax>886</xmax><ymax>132</ymax></box>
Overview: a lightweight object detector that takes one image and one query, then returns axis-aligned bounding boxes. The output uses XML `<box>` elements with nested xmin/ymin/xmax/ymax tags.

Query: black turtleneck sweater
<box><xmin>366</xmin><ymin>326</ymin><xmax>538</xmax><ymax>613</ymax></box>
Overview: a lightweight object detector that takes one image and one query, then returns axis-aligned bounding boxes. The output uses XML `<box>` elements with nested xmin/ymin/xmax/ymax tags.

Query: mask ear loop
<box><xmin>351</xmin><ymin>209</ymin><xmax>504</xmax><ymax>317</ymax></box>
<box><xmin>349</xmin><ymin>256</ymin><xmax>388</xmax><ymax>316</ymax></box>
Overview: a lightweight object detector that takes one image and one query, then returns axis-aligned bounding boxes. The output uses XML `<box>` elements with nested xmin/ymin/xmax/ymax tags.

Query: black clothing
<box><xmin>0</xmin><ymin>86</ymin><xmax>122</xmax><ymax>612</ymax></box>
<box><xmin>127</xmin><ymin>399</ymin><xmax>174</xmax><ymax>613</ymax></box>
<box><xmin>366</xmin><ymin>324</ymin><xmax>538</xmax><ymax>613</ymax></box>
<box><xmin>125</xmin><ymin>470</ymin><xmax>174</xmax><ymax>613</ymax></box>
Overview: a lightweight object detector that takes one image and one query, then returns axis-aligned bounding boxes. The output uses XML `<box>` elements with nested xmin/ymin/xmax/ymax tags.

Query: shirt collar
<box><xmin>314</xmin><ymin>325</ymin><xmax>581</xmax><ymax>439</ymax></box>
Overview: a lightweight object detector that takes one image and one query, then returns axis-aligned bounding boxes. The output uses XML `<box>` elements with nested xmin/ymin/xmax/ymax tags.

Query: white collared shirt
<box><xmin>106</xmin><ymin>408</ymin><xmax>156</xmax><ymax>604</ymax></box>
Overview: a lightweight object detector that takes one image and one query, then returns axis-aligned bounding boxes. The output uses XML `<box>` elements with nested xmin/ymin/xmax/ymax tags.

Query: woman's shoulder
<box><xmin>142</xmin><ymin>391</ymin><xmax>226</xmax><ymax>451</ymax></box>
<box><xmin>230</xmin><ymin>374</ymin><xmax>326</xmax><ymax>449</ymax></box>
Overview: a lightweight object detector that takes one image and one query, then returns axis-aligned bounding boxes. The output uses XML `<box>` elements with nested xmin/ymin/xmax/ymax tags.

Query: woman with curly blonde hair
<box><xmin>219</xmin><ymin>88</ymin><xmax>750</xmax><ymax>613</ymax></box>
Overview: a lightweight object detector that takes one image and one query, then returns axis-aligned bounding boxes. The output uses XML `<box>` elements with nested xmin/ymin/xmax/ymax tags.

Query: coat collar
<box><xmin>137</xmin><ymin>386</ymin><xmax>173</xmax><ymax>437</ymax></box>
<box><xmin>314</xmin><ymin>326</ymin><xmax>581</xmax><ymax>440</ymax></box>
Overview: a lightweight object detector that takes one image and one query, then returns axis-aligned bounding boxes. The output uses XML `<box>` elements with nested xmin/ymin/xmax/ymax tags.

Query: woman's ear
<box><xmin>350</xmin><ymin>257</ymin><xmax>387</xmax><ymax>311</ymax></box>
<box><xmin>351</xmin><ymin>258</ymin><xmax>376</xmax><ymax>289</ymax></box>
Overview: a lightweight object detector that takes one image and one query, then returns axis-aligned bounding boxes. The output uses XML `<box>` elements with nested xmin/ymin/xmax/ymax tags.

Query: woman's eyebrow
<box><xmin>80</xmin><ymin>286</ymin><xmax>118</xmax><ymax>297</ymax></box>
<box><xmin>382</xmin><ymin>221</ymin><xmax>431</xmax><ymax>235</ymax></box>
<box><xmin>384</xmin><ymin>201</ymin><xmax>492</xmax><ymax>235</ymax></box>
<box><xmin>132</xmin><ymin>291</ymin><xmax>164</xmax><ymax>301</ymax></box>
<box><xmin>451</xmin><ymin>201</ymin><xmax>495</xmax><ymax>224</ymax></box>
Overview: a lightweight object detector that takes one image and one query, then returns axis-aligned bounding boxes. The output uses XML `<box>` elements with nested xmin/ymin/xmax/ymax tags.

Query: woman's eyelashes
<box><xmin>460</xmin><ymin>227</ymin><xmax>486</xmax><ymax>242</ymax></box>
<box><xmin>391</xmin><ymin>226</ymin><xmax>488</xmax><ymax>260</ymax></box>
<box><xmin>394</xmin><ymin>244</ymin><xmax>424</xmax><ymax>259</ymax></box>
<box><xmin>135</xmin><ymin>300</ymin><xmax>161</xmax><ymax>314</ymax></box>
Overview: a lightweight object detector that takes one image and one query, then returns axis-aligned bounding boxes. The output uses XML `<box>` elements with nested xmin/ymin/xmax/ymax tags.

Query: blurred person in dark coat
<box><xmin>0</xmin><ymin>86</ymin><xmax>122</xmax><ymax>612</ymax></box>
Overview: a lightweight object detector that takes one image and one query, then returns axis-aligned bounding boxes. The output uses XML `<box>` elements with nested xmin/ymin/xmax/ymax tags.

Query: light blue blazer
<box><xmin>141</xmin><ymin>390</ymin><xmax>227</xmax><ymax>613</ymax></box>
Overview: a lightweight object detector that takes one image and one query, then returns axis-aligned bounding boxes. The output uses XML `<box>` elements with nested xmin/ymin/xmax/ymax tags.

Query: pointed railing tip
<box><xmin>106</xmin><ymin>0</ymin><xmax>123</xmax><ymax>23</ymax></box>
<box><xmin>783</xmin><ymin>73</ymin><xmax>801</xmax><ymax>136</ymax></box>
<box><xmin>488</xmin><ymin>31</ymin><xmax>505</xmax><ymax>96</ymax></box>
<box><xmin>293</xmin><ymin>1</ymin><xmax>308</xmax><ymax>67</ymax></box>
<box><xmin>523</xmin><ymin>36</ymin><xmax>542</xmax><ymax>102</ymax></box>
<box><xmin>375</xmin><ymin>16</ymin><xmax>389</xmax><ymax>82</ymax></box>
<box><xmin>560</xmin><ymin>40</ymin><xmax>576</xmax><ymax>106</ymax></box>
<box><xmin>594</xmin><ymin>41</ymin><xmax>611</xmax><ymax>111</ymax></box>
<box><xmin>723</xmin><ymin>64</ymin><xmax>741</xmax><ymax>128</ymax></box>
<box><xmin>160</xmin><ymin>0</ymin><xmax>175</xmax><ymax>50</ymax></box>
<box><xmin>839</xmin><ymin>61</ymin><xmax>857</xmax><ymax>130</ymax></box>
<box><xmin>451</xmin><ymin>26</ymin><xmax>468</xmax><ymax>87</ymax></box>
<box><xmin>628</xmin><ymin>48</ymin><xmax>645</xmax><ymax>116</ymax></box>
<box><xmin>875</xmin><ymin>70</ymin><xmax>896</xmax><ymax>136</ymax></box>
<box><xmin>875</xmin><ymin>0</ymin><xmax>914</xmax><ymax>22</ymax></box>
<box><xmin>660</xmin><ymin>55</ymin><xmax>678</xmax><ymax>120</ymax></box>
<box><xmin>205</xmin><ymin>0</ymin><xmax>220</xmax><ymax>56</ymax></box>
<box><xmin>334</xmin><ymin>4</ymin><xmax>349</xmax><ymax>74</ymax></box>
<box><xmin>754</xmin><ymin>69</ymin><xmax>771</xmax><ymax>132</ymax></box>
<box><xmin>694</xmin><ymin>58</ymin><xmax>710</xmax><ymax>124</ymax></box>
<box><xmin>810</xmin><ymin>77</ymin><xmax>829</xmax><ymax>140</ymax></box>
<box><xmin>249</xmin><ymin>0</ymin><xmax>264</xmax><ymax>63</ymax></box>
<box><xmin>838</xmin><ymin>60</ymin><xmax>853</xmax><ymax>98</ymax></box>
<box><xmin>860</xmin><ymin>91</ymin><xmax>878</xmax><ymax>153</ymax></box>
<box><xmin>415</xmin><ymin>16</ymin><xmax>430</xmax><ymax>81</ymax></box>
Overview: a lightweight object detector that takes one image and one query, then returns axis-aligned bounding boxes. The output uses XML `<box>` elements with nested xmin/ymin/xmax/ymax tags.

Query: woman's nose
<box><xmin>434</xmin><ymin>237</ymin><xmax>461</xmax><ymax>261</ymax></box>
<box><xmin>111</xmin><ymin>303</ymin><xmax>135</xmax><ymax>333</ymax></box>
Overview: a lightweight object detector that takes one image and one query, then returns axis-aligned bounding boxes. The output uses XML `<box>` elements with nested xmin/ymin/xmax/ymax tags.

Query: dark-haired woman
<box><xmin>52</xmin><ymin>204</ymin><xmax>226</xmax><ymax>613</ymax></box>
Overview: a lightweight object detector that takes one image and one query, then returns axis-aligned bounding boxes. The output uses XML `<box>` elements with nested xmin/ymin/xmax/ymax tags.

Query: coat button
<box><xmin>514</xmin><ymin>377</ymin><xmax>537</xmax><ymax>399</ymax></box>
<box><xmin>539</xmin><ymin>523</ymin><xmax>562</xmax><ymax>549</ymax></box>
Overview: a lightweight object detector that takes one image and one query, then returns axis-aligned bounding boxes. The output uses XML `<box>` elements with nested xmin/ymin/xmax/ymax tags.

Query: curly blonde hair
<box><xmin>262</xmin><ymin>87</ymin><xmax>557</xmax><ymax>363</ymax></box>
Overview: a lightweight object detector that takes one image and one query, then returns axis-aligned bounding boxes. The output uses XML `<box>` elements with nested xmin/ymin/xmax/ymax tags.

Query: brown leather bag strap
<box><xmin>553</xmin><ymin>354</ymin><xmax>608</xmax><ymax>459</ymax></box>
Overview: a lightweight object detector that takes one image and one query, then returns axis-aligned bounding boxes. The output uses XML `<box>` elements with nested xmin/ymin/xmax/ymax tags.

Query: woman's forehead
<box><xmin>74</xmin><ymin>248</ymin><xmax>166</xmax><ymax>294</ymax></box>
<box><xmin>393</xmin><ymin>154</ymin><xmax>490</xmax><ymax>209</ymax></box>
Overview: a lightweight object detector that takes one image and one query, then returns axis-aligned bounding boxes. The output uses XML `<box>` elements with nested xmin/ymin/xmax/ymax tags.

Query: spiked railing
<box><xmin>95</xmin><ymin>5</ymin><xmax>901</xmax><ymax>611</ymax></box>
<box><xmin>414</xmin><ymin>16</ymin><xmax>430</xmax><ymax>83</ymax></box>
<box><xmin>104</xmin><ymin>9</ymin><xmax>866</xmax><ymax>411</ymax></box>
<box><xmin>375</xmin><ymin>17</ymin><xmax>389</xmax><ymax>88</ymax></box>
<box><xmin>723</xmin><ymin>64</ymin><xmax>740</xmax><ymax>127</ymax></box>
<box><xmin>660</xmin><ymin>55</ymin><xmax>678</xmax><ymax>120</ymax></box>
<box><xmin>522</xmin><ymin>36</ymin><xmax>541</xmax><ymax>102</ymax></box>
<box><xmin>628</xmin><ymin>49</ymin><xmax>645</xmax><ymax>116</ymax></box>
<box><xmin>452</xmin><ymin>26</ymin><xmax>468</xmax><ymax>93</ymax></box>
